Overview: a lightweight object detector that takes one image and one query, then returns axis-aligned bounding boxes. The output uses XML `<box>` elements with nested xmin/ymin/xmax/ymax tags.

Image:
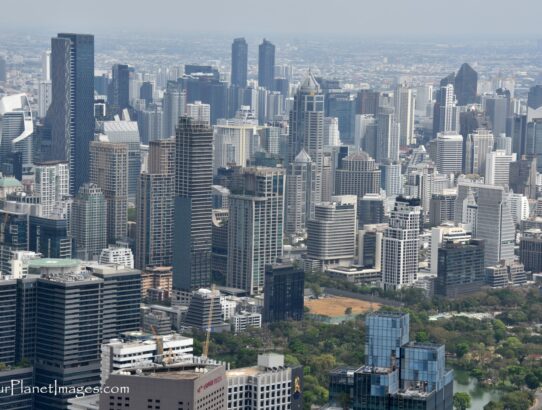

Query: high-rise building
<box><xmin>526</xmin><ymin>118</ymin><xmax>542</xmax><ymax>172</ymax></box>
<box><xmin>429</xmin><ymin>192</ymin><xmax>457</xmax><ymax>227</ymax></box>
<box><xmin>435</xmin><ymin>132</ymin><xmax>463</xmax><ymax>174</ymax></box>
<box><xmin>484</xmin><ymin>94</ymin><xmax>509</xmax><ymax>136</ymax></box>
<box><xmin>0</xmin><ymin>208</ymin><xmax>29</xmax><ymax>276</ymax></box>
<box><xmin>394</xmin><ymin>85</ymin><xmax>415</xmax><ymax>146</ymax></box>
<box><xmin>72</xmin><ymin>183</ymin><xmax>107</xmax><ymax>260</ymax></box>
<box><xmin>358</xmin><ymin>193</ymin><xmax>386</xmax><ymax>227</ymax></box>
<box><xmin>365</xmin><ymin>311</ymin><xmax>410</xmax><ymax>368</ymax></box>
<box><xmin>34</xmin><ymin>160</ymin><xmax>70</xmax><ymax>218</ymax></box>
<box><xmin>186</xmin><ymin>100</ymin><xmax>211</xmax><ymax>126</ymax></box>
<box><xmin>325</xmin><ymin>92</ymin><xmax>356</xmax><ymax>144</ymax></box>
<box><xmin>306</xmin><ymin>195</ymin><xmax>357</xmax><ymax>268</ymax></box>
<box><xmin>519</xmin><ymin>229</ymin><xmax>542</xmax><ymax>273</ymax></box>
<box><xmin>213</xmin><ymin>114</ymin><xmax>259</xmax><ymax>172</ymax></box>
<box><xmin>184</xmin><ymin>288</ymin><xmax>226</xmax><ymax>331</ymax></box>
<box><xmin>454</xmin><ymin>63</ymin><xmax>478</xmax><ymax>106</ymax></box>
<box><xmin>475</xmin><ymin>184</ymin><xmax>515</xmax><ymax>266</ymax></box>
<box><xmin>376</xmin><ymin>106</ymin><xmax>400</xmax><ymax>163</ymax></box>
<box><xmin>139</xmin><ymin>81</ymin><xmax>153</xmax><ymax>106</ymax></box>
<box><xmin>509</xmin><ymin>156</ymin><xmax>537</xmax><ymax>199</ymax></box>
<box><xmin>323</xmin><ymin>116</ymin><xmax>341</xmax><ymax>146</ymax></box>
<box><xmin>380</xmin><ymin>160</ymin><xmax>403</xmax><ymax>196</ymax></box>
<box><xmin>485</xmin><ymin>150</ymin><xmax>516</xmax><ymax>186</ymax></box>
<box><xmin>163</xmin><ymin>81</ymin><xmax>186</xmax><ymax>137</ymax></box>
<box><xmin>258</xmin><ymin>39</ymin><xmax>275</xmax><ymax>90</ymax></box>
<box><xmin>436</xmin><ymin>83</ymin><xmax>459</xmax><ymax>134</ymax></box>
<box><xmin>289</xmin><ymin>72</ymin><xmax>324</xmax><ymax>206</ymax></box>
<box><xmin>90</xmin><ymin>140</ymin><xmax>129</xmax><ymax>244</ymax></box>
<box><xmin>99</xmin><ymin>113</ymin><xmax>142</xmax><ymax>202</ymax></box>
<box><xmin>47</xmin><ymin>33</ymin><xmax>94</xmax><ymax>195</ymax></box>
<box><xmin>138</xmin><ymin>105</ymin><xmax>164</xmax><ymax>143</ymax></box>
<box><xmin>231</xmin><ymin>37</ymin><xmax>248</xmax><ymax>88</ymax></box>
<box><xmin>436</xmin><ymin>238</ymin><xmax>485</xmax><ymax>297</ymax></box>
<box><xmin>227</xmin><ymin>167</ymin><xmax>284</xmax><ymax>295</ymax></box>
<box><xmin>382</xmin><ymin>197</ymin><xmax>421</xmax><ymax>290</ymax></box>
<box><xmin>0</xmin><ymin>56</ymin><xmax>6</xmax><ymax>82</ymax></box>
<box><xmin>334</xmin><ymin>152</ymin><xmax>381</xmax><ymax>198</ymax></box>
<box><xmin>285</xmin><ymin>149</ymin><xmax>314</xmax><ymax>236</ymax></box>
<box><xmin>173</xmin><ymin>117</ymin><xmax>213</xmax><ymax>291</ymax></box>
<box><xmin>464</xmin><ymin>129</ymin><xmax>494</xmax><ymax>176</ymax></box>
<box><xmin>0</xmin><ymin>94</ymin><xmax>34</xmax><ymax>177</ymax></box>
<box><xmin>108</xmin><ymin>63</ymin><xmax>132</xmax><ymax>115</ymax></box>
<box><xmin>263</xmin><ymin>263</ymin><xmax>305</xmax><ymax>323</ymax></box>
<box><xmin>38</xmin><ymin>51</ymin><xmax>52</xmax><ymax>119</ymax></box>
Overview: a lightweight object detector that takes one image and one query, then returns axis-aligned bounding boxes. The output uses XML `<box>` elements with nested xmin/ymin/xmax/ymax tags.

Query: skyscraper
<box><xmin>0</xmin><ymin>56</ymin><xmax>6</xmax><ymax>82</ymax></box>
<box><xmin>90</xmin><ymin>140</ymin><xmax>128</xmax><ymax>244</ymax></box>
<box><xmin>435</xmin><ymin>132</ymin><xmax>463</xmax><ymax>174</ymax></box>
<box><xmin>454</xmin><ymin>63</ymin><xmax>478</xmax><ymax>106</ymax></box>
<box><xmin>258</xmin><ymin>39</ymin><xmax>275</xmax><ymax>90</ymax></box>
<box><xmin>231</xmin><ymin>37</ymin><xmax>248</xmax><ymax>88</ymax></box>
<box><xmin>38</xmin><ymin>50</ymin><xmax>52</xmax><ymax>119</ymax></box>
<box><xmin>47</xmin><ymin>33</ymin><xmax>94</xmax><ymax>195</ymax></box>
<box><xmin>289</xmin><ymin>72</ymin><xmax>324</xmax><ymax>207</ymax></box>
<box><xmin>285</xmin><ymin>149</ymin><xmax>314</xmax><ymax>236</ymax></box>
<box><xmin>173</xmin><ymin>117</ymin><xmax>213</xmax><ymax>291</ymax></box>
<box><xmin>34</xmin><ymin>161</ymin><xmax>70</xmax><ymax>217</ymax></box>
<box><xmin>485</xmin><ymin>150</ymin><xmax>516</xmax><ymax>186</ymax></box>
<box><xmin>227</xmin><ymin>167</ymin><xmax>285</xmax><ymax>295</ymax></box>
<box><xmin>394</xmin><ymin>85</ymin><xmax>415</xmax><ymax>146</ymax></box>
<box><xmin>382</xmin><ymin>197</ymin><xmax>421</xmax><ymax>290</ymax></box>
<box><xmin>163</xmin><ymin>81</ymin><xmax>186</xmax><ymax>137</ymax></box>
<box><xmin>72</xmin><ymin>183</ymin><xmax>107</xmax><ymax>260</ymax></box>
<box><xmin>263</xmin><ymin>263</ymin><xmax>305</xmax><ymax>323</ymax></box>
<box><xmin>108</xmin><ymin>63</ymin><xmax>132</xmax><ymax>115</ymax></box>
<box><xmin>334</xmin><ymin>151</ymin><xmax>381</xmax><ymax>198</ymax></box>
<box><xmin>464</xmin><ymin>129</ymin><xmax>495</xmax><ymax>175</ymax></box>
<box><xmin>509</xmin><ymin>155</ymin><xmax>537</xmax><ymax>199</ymax></box>
<box><xmin>375</xmin><ymin>106</ymin><xmax>400</xmax><ymax>163</ymax></box>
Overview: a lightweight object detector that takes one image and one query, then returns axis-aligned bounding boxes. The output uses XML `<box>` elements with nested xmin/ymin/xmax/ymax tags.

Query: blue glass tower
<box><xmin>48</xmin><ymin>33</ymin><xmax>94</xmax><ymax>195</ymax></box>
<box><xmin>365</xmin><ymin>312</ymin><xmax>410</xmax><ymax>368</ymax></box>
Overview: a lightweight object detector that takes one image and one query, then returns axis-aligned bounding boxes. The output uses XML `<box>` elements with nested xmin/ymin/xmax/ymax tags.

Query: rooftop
<box><xmin>28</xmin><ymin>258</ymin><xmax>81</xmax><ymax>269</ymax></box>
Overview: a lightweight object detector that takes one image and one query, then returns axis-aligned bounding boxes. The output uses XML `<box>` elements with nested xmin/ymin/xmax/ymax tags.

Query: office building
<box><xmin>258</xmin><ymin>39</ymin><xmax>275</xmax><ymax>90</ymax></box>
<box><xmin>509</xmin><ymin>156</ymin><xmax>537</xmax><ymax>199</ymax></box>
<box><xmin>435</xmin><ymin>132</ymin><xmax>463</xmax><ymax>174</ymax></box>
<box><xmin>47</xmin><ymin>33</ymin><xmax>94</xmax><ymax>195</ymax></box>
<box><xmin>211</xmin><ymin>209</ymin><xmax>228</xmax><ymax>282</ymax></box>
<box><xmin>464</xmin><ymin>129</ymin><xmax>494</xmax><ymax>176</ymax></box>
<box><xmin>227</xmin><ymin>167</ymin><xmax>285</xmax><ymax>295</ymax></box>
<box><xmin>365</xmin><ymin>312</ymin><xmax>410</xmax><ymax>368</ymax></box>
<box><xmin>285</xmin><ymin>149</ymin><xmax>314</xmax><ymax>235</ymax></box>
<box><xmin>335</xmin><ymin>151</ymin><xmax>381</xmax><ymax>198</ymax></box>
<box><xmin>307</xmin><ymin>195</ymin><xmax>357</xmax><ymax>268</ymax></box>
<box><xmin>136</xmin><ymin>173</ymin><xmax>175</xmax><ymax>269</ymax></box>
<box><xmin>519</xmin><ymin>229</ymin><xmax>542</xmax><ymax>273</ymax></box>
<box><xmin>90</xmin><ymin>140</ymin><xmax>128</xmax><ymax>244</ymax></box>
<box><xmin>486</xmin><ymin>260</ymin><xmax>528</xmax><ymax>288</ymax></box>
<box><xmin>357</xmin><ymin>223</ymin><xmax>386</xmax><ymax>270</ymax></box>
<box><xmin>99</xmin><ymin>364</ymin><xmax>227</xmax><ymax>410</ymax></box>
<box><xmin>183</xmin><ymin>288</ymin><xmax>227</xmax><ymax>331</ymax></box>
<box><xmin>358</xmin><ymin>193</ymin><xmax>386</xmax><ymax>228</ymax></box>
<box><xmin>139</xmin><ymin>81</ymin><xmax>153</xmax><ymax>106</ymax></box>
<box><xmin>485</xmin><ymin>150</ymin><xmax>516</xmax><ymax>186</ymax></box>
<box><xmin>394</xmin><ymin>85</ymin><xmax>415</xmax><ymax>146</ymax></box>
<box><xmin>29</xmin><ymin>215</ymin><xmax>72</xmax><ymax>258</ymax></box>
<box><xmin>0</xmin><ymin>55</ymin><xmax>6</xmax><ymax>82</ymax></box>
<box><xmin>436</xmin><ymin>238</ymin><xmax>485</xmax><ymax>297</ymax></box>
<box><xmin>376</xmin><ymin>106</ymin><xmax>400</xmax><ymax>163</ymax></box>
<box><xmin>0</xmin><ymin>94</ymin><xmax>34</xmax><ymax>176</ymax></box>
<box><xmin>34</xmin><ymin>160</ymin><xmax>70</xmax><ymax>218</ymax></box>
<box><xmin>382</xmin><ymin>197</ymin><xmax>421</xmax><ymax>290</ymax></box>
<box><xmin>227</xmin><ymin>354</ymin><xmax>303</xmax><ymax>410</ymax></box>
<box><xmin>526</xmin><ymin>119</ymin><xmax>542</xmax><ymax>172</ymax></box>
<box><xmin>138</xmin><ymin>106</ymin><xmax>164</xmax><ymax>143</ymax></box>
<box><xmin>263</xmin><ymin>263</ymin><xmax>304</xmax><ymax>323</ymax></box>
<box><xmin>213</xmin><ymin>115</ymin><xmax>259</xmax><ymax>172</ymax></box>
<box><xmin>476</xmin><ymin>184</ymin><xmax>515</xmax><ymax>266</ymax></box>
<box><xmin>380</xmin><ymin>161</ymin><xmax>402</xmax><ymax>196</ymax></box>
<box><xmin>0</xmin><ymin>208</ymin><xmax>29</xmax><ymax>276</ymax></box>
<box><xmin>163</xmin><ymin>81</ymin><xmax>186</xmax><ymax>137</ymax></box>
<box><xmin>484</xmin><ymin>94</ymin><xmax>509</xmax><ymax>136</ymax></box>
<box><xmin>186</xmin><ymin>100</ymin><xmax>211</xmax><ymax>126</ymax></box>
<box><xmin>99</xmin><ymin>114</ymin><xmax>141</xmax><ymax>202</ymax></box>
<box><xmin>72</xmin><ymin>183</ymin><xmax>107</xmax><ymax>260</ymax></box>
<box><xmin>99</xmin><ymin>244</ymin><xmax>134</xmax><ymax>268</ymax></box>
<box><xmin>289</xmin><ymin>72</ymin><xmax>324</xmax><ymax>210</ymax></box>
<box><xmin>437</xmin><ymin>83</ymin><xmax>459</xmax><ymax>134</ymax></box>
<box><xmin>231</xmin><ymin>37</ymin><xmax>248</xmax><ymax>88</ymax></box>
<box><xmin>326</xmin><ymin>92</ymin><xmax>356</xmax><ymax>144</ymax></box>
<box><xmin>108</xmin><ymin>64</ymin><xmax>132</xmax><ymax>115</ymax></box>
<box><xmin>429</xmin><ymin>192</ymin><xmax>457</xmax><ymax>227</ymax></box>
<box><xmin>173</xmin><ymin>117</ymin><xmax>213</xmax><ymax>291</ymax></box>
<box><xmin>454</xmin><ymin>63</ymin><xmax>478</xmax><ymax>106</ymax></box>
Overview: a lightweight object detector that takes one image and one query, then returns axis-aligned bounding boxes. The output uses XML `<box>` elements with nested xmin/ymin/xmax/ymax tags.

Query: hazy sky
<box><xmin>3</xmin><ymin>0</ymin><xmax>542</xmax><ymax>38</ymax></box>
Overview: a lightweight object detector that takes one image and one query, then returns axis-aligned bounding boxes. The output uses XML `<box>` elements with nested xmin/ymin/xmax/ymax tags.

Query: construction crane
<box><xmin>202</xmin><ymin>285</ymin><xmax>216</xmax><ymax>359</ymax></box>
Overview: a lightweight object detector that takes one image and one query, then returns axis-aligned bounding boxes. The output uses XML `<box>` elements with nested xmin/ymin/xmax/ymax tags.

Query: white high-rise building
<box><xmin>323</xmin><ymin>117</ymin><xmax>341</xmax><ymax>146</ymax></box>
<box><xmin>285</xmin><ymin>150</ymin><xmax>314</xmax><ymax>236</ymax></box>
<box><xmin>34</xmin><ymin>161</ymin><xmax>70</xmax><ymax>218</ymax></box>
<box><xmin>376</xmin><ymin>106</ymin><xmax>400</xmax><ymax>163</ymax></box>
<box><xmin>435</xmin><ymin>132</ymin><xmax>463</xmax><ymax>174</ymax></box>
<box><xmin>186</xmin><ymin>100</ymin><xmax>211</xmax><ymax>126</ymax></box>
<box><xmin>38</xmin><ymin>50</ymin><xmax>52</xmax><ymax>119</ymax></box>
<box><xmin>99</xmin><ymin>244</ymin><xmax>134</xmax><ymax>268</ymax></box>
<box><xmin>354</xmin><ymin>114</ymin><xmax>376</xmax><ymax>151</ymax></box>
<box><xmin>382</xmin><ymin>197</ymin><xmax>421</xmax><ymax>290</ymax></box>
<box><xmin>439</xmin><ymin>84</ymin><xmax>459</xmax><ymax>132</ymax></box>
<box><xmin>213</xmin><ymin>114</ymin><xmax>260</xmax><ymax>172</ymax></box>
<box><xmin>507</xmin><ymin>192</ymin><xmax>529</xmax><ymax>225</ymax></box>
<box><xmin>485</xmin><ymin>150</ymin><xmax>516</xmax><ymax>186</ymax></box>
<box><xmin>394</xmin><ymin>85</ymin><xmax>415</xmax><ymax>146</ymax></box>
<box><xmin>465</xmin><ymin>129</ymin><xmax>494</xmax><ymax>176</ymax></box>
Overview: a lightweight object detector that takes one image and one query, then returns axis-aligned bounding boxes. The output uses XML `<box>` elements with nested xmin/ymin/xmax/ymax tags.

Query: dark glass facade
<box><xmin>263</xmin><ymin>263</ymin><xmax>305</xmax><ymax>323</ymax></box>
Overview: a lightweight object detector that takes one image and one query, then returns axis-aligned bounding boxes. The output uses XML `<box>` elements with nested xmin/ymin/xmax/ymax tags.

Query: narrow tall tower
<box><xmin>231</xmin><ymin>38</ymin><xmax>248</xmax><ymax>88</ymax></box>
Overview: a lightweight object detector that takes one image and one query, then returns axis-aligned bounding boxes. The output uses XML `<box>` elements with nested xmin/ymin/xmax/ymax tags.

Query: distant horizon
<box><xmin>1</xmin><ymin>0</ymin><xmax>542</xmax><ymax>39</ymax></box>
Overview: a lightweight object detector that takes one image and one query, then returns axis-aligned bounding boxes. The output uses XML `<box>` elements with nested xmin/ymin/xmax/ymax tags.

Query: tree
<box><xmin>456</xmin><ymin>342</ymin><xmax>469</xmax><ymax>358</ymax></box>
<box><xmin>525</xmin><ymin>372</ymin><xmax>540</xmax><ymax>390</ymax></box>
<box><xmin>345</xmin><ymin>307</ymin><xmax>353</xmax><ymax>315</ymax></box>
<box><xmin>453</xmin><ymin>392</ymin><xmax>471</xmax><ymax>410</ymax></box>
<box><xmin>415</xmin><ymin>331</ymin><xmax>430</xmax><ymax>343</ymax></box>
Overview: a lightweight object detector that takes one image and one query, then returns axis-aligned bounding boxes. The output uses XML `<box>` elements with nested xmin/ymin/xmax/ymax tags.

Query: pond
<box><xmin>454</xmin><ymin>369</ymin><xmax>502</xmax><ymax>409</ymax></box>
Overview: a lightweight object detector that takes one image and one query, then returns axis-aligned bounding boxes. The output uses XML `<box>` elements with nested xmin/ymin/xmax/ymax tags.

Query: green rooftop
<box><xmin>0</xmin><ymin>177</ymin><xmax>22</xmax><ymax>188</ymax></box>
